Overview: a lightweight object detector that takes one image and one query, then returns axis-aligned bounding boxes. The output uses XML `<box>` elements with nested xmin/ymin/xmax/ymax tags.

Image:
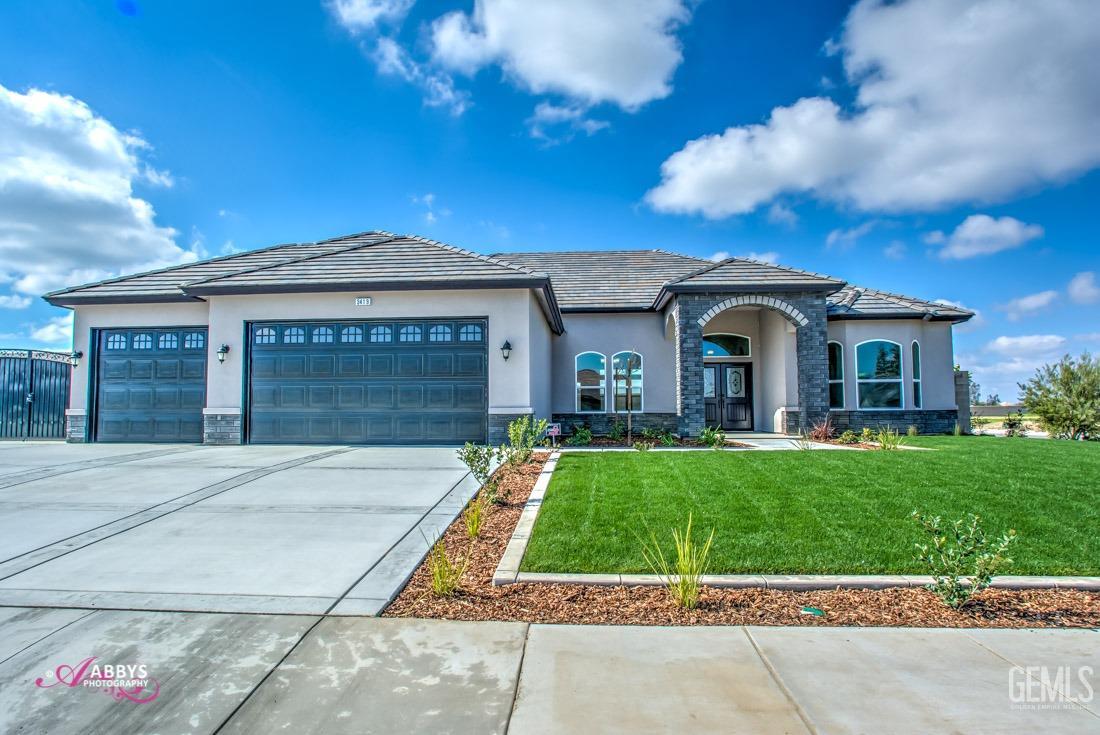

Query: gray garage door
<box><xmin>94</xmin><ymin>327</ymin><xmax>208</xmax><ymax>442</ymax></box>
<box><xmin>248</xmin><ymin>319</ymin><xmax>488</xmax><ymax>445</ymax></box>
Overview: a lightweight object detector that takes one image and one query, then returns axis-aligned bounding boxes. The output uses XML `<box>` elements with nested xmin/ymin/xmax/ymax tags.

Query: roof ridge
<box><xmin>180</xmin><ymin>235</ymin><xmax>396</xmax><ymax>289</ymax></box>
<box><xmin>847</xmin><ymin>285</ymin><xmax>956</xmax><ymax>314</ymax></box>
<box><xmin>727</xmin><ymin>256</ymin><xmax>846</xmax><ymax>283</ymax></box>
<box><xmin>399</xmin><ymin>234</ymin><xmax>548</xmax><ymax>278</ymax></box>
<box><xmin>317</xmin><ymin>229</ymin><xmax>394</xmax><ymax>244</ymax></box>
<box><xmin>43</xmin><ymin>240</ymin><xmax>309</xmax><ymax>298</ymax></box>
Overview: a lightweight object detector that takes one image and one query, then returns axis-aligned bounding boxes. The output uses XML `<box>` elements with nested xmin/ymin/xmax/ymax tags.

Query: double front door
<box><xmin>704</xmin><ymin>363</ymin><xmax>753</xmax><ymax>431</ymax></box>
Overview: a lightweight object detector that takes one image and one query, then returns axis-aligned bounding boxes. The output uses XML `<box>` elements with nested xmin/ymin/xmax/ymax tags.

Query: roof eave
<box><xmin>42</xmin><ymin>293</ymin><xmax>204</xmax><ymax>307</ymax></box>
<box><xmin>182</xmin><ymin>277</ymin><xmax>549</xmax><ymax>297</ymax></box>
<box><xmin>827</xmin><ymin>312</ymin><xmax>973</xmax><ymax>323</ymax></box>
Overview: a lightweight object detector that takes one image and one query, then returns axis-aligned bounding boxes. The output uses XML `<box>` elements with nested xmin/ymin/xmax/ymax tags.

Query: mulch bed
<box><xmin>383</xmin><ymin>454</ymin><xmax>1100</xmax><ymax>627</ymax></box>
<box><xmin>572</xmin><ymin>437</ymin><xmax>753</xmax><ymax>449</ymax></box>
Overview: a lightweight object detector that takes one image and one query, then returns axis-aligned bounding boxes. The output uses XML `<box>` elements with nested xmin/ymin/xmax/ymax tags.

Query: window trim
<box><xmin>827</xmin><ymin>340</ymin><xmax>845</xmax><ymax>409</ymax></box>
<box><xmin>854</xmin><ymin>338</ymin><xmax>905</xmax><ymax>410</ymax></box>
<box><xmin>702</xmin><ymin>332</ymin><xmax>751</xmax><ymax>359</ymax></box>
<box><xmin>911</xmin><ymin>340</ymin><xmax>922</xmax><ymax>409</ymax></box>
<box><xmin>574</xmin><ymin>351</ymin><xmax>607</xmax><ymax>414</ymax></box>
<box><xmin>611</xmin><ymin>350</ymin><xmax>644</xmax><ymax>414</ymax></box>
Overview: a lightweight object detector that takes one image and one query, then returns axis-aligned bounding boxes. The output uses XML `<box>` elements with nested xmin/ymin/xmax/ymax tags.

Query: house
<box><xmin>44</xmin><ymin>230</ymin><xmax>973</xmax><ymax>445</ymax></box>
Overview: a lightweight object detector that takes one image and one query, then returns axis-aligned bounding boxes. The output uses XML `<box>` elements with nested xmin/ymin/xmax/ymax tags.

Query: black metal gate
<box><xmin>0</xmin><ymin>349</ymin><xmax>73</xmax><ymax>439</ymax></box>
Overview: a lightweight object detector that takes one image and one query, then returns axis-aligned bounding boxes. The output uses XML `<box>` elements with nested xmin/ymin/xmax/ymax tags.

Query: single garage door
<box><xmin>94</xmin><ymin>327</ymin><xmax>208</xmax><ymax>442</ymax></box>
<box><xmin>248</xmin><ymin>319</ymin><xmax>488</xmax><ymax>444</ymax></box>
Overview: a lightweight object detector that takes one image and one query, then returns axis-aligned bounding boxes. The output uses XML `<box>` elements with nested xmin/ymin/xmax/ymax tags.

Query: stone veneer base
<box><xmin>203</xmin><ymin>413</ymin><xmax>242</xmax><ymax>445</ymax></box>
<box><xmin>65</xmin><ymin>413</ymin><xmax>87</xmax><ymax>443</ymax></box>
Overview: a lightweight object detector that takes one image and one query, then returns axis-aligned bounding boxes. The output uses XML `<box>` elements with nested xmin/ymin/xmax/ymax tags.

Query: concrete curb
<box><xmin>492</xmin><ymin>451</ymin><xmax>560</xmax><ymax>586</ymax></box>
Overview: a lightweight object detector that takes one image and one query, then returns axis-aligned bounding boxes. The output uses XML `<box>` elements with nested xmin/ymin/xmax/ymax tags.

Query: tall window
<box><xmin>856</xmin><ymin>340</ymin><xmax>903</xmax><ymax>409</ymax></box>
<box><xmin>828</xmin><ymin>341</ymin><xmax>844</xmax><ymax>409</ymax></box>
<box><xmin>575</xmin><ymin>352</ymin><xmax>606</xmax><ymax>412</ymax></box>
<box><xmin>911</xmin><ymin>341</ymin><xmax>922</xmax><ymax>409</ymax></box>
<box><xmin>702</xmin><ymin>334</ymin><xmax>750</xmax><ymax>358</ymax></box>
<box><xmin>612</xmin><ymin>351</ymin><xmax>643</xmax><ymax>413</ymax></box>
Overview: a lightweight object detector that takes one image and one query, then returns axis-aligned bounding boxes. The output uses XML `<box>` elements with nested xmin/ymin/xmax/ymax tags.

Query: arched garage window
<box><xmin>575</xmin><ymin>352</ymin><xmax>606</xmax><ymax>413</ymax></box>
<box><xmin>702</xmin><ymin>333</ymin><xmax>750</xmax><ymax>358</ymax></box>
<box><xmin>828</xmin><ymin>341</ymin><xmax>844</xmax><ymax>409</ymax></box>
<box><xmin>612</xmin><ymin>351</ymin><xmax>643</xmax><ymax>413</ymax></box>
<box><xmin>856</xmin><ymin>340</ymin><xmax>903</xmax><ymax>409</ymax></box>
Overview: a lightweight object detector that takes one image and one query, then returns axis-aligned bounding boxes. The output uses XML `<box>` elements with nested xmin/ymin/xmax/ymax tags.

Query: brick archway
<box><xmin>697</xmin><ymin>295</ymin><xmax>809</xmax><ymax>328</ymax></box>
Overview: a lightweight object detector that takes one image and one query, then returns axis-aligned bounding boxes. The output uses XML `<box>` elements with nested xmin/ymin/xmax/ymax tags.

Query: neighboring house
<box><xmin>45</xmin><ymin>231</ymin><xmax>973</xmax><ymax>445</ymax></box>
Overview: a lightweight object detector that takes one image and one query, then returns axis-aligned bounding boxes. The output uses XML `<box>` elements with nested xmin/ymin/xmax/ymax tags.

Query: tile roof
<box><xmin>493</xmin><ymin>250</ymin><xmax>708</xmax><ymax>310</ymax></box>
<box><xmin>826</xmin><ymin>286</ymin><xmax>973</xmax><ymax>322</ymax></box>
<box><xmin>662</xmin><ymin>257</ymin><xmax>846</xmax><ymax>293</ymax></box>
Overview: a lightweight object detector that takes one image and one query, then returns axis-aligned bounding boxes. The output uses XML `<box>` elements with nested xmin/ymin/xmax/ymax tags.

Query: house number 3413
<box><xmin>354</xmin><ymin>297</ymin><xmax>372</xmax><ymax>306</ymax></box>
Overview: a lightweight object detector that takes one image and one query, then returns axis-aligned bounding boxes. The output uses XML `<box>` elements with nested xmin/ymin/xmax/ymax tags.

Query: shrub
<box><xmin>911</xmin><ymin>511</ymin><xmax>1017</xmax><ymax>609</ymax></box>
<box><xmin>640</xmin><ymin>427</ymin><xmax>661</xmax><ymax>442</ymax></box>
<box><xmin>608</xmin><ymin>418</ymin><xmax>626</xmax><ymax>442</ymax></box>
<box><xmin>875</xmin><ymin>427</ymin><xmax>904</xmax><ymax>450</ymax></box>
<box><xmin>859</xmin><ymin>427</ymin><xmax>876</xmax><ymax>444</ymax></box>
<box><xmin>907</xmin><ymin>425</ymin><xmax>919</xmax><ymax>437</ymax></box>
<box><xmin>565</xmin><ymin>425</ymin><xmax>593</xmax><ymax>446</ymax></box>
<box><xmin>456</xmin><ymin>443</ymin><xmax>500</xmax><ymax>500</ymax></box>
<box><xmin>837</xmin><ymin>429</ymin><xmax>859</xmax><ymax>445</ymax></box>
<box><xmin>1002</xmin><ymin>411</ymin><xmax>1025</xmax><ymax>437</ymax></box>
<box><xmin>424</xmin><ymin>536</ymin><xmax>469</xmax><ymax>597</ymax></box>
<box><xmin>1020</xmin><ymin>352</ymin><xmax>1100</xmax><ymax>440</ymax></box>
<box><xmin>463</xmin><ymin>492</ymin><xmax>491</xmax><ymax>539</ymax></box>
<box><xmin>657</xmin><ymin>431</ymin><xmax>678</xmax><ymax>447</ymax></box>
<box><xmin>633</xmin><ymin>440</ymin><xmax>655</xmax><ymax>452</ymax></box>
<box><xmin>639</xmin><ymin>513</ymin><xmax>715</xmax><ymax>610</ymax></box>
<box><xmin>794</xmin><ymin>432</ymin><xmax>814</xmax><ymax>451</ymax></box>
<box><xmin>971</xmin><ymin>415</ymin><xmax>989</xmax><ymax>435</ymax></box>
<box><xmin>698</xmin><ymin>425</ymin><xmax>725</xmax><ymax>448</ymax></box>
<box><xmin>808</xmin><ymin>414</ymin><xmax>834</xmax><ymax>442</ymax></box>
<box><xmin>504</xmin><ymin>415</ymin><xmax>549</xmax><ymax>465</ymax></box>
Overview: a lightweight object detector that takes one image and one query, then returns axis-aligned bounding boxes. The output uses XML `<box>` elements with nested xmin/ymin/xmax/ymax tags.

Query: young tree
<box><xmin>1019</xmin><ymin>352</ymin><xmax>1100</xmax><ymax>440</ymax></box>
<box><xmin>613</xmin><ymin>350</ymin><xmax>640</xmax><ymax>444</ymax></box>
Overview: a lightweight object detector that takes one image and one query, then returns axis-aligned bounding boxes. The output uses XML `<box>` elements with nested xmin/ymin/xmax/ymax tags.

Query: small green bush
<box><xmin>794</xmin><ymin>432</ymin><xmax>814</xmax><ymax>451</ymax></box>
<box><xmin>456</xmin><ymin>442</ymin><xmax>500</xmax><ymax>499</ymax></box>
<box><xmin>907</xmin><ymin>425</ymin><xmax>919</xmax><ymax>437</ymax></box>
<box><xmin>565</xmin><ymin>425</ymin><xmax>593</xmax><ymax>446</ymax></box>
<box><xmin>837</xmin><ymin>429</ymin><xmax>859</xmax><ymax>445</ymax></box>
<box><xmin>608</xmin><ymin>418</ymin><xmax>626</xmax><ymax>442</ymax></box>
<box><xmin>1020</xmin><ymin>352</ymin><xmax>1100</xmax><ymax>440</ymax></box>
<box><xmin>504</xmin><ymin>415</ymin><xmax>549</xmax><ymax>465</ymax></box>
<box><xmin>463</xmin><ymin>492</ymin><xmax>491</xmax><ymax>539</ymax></box>
<box><xmin>876</xmin><ymin>427</ymin><xmax>905</xmax><ymax>450</ymax></box>
<box><xmin>911</xmin><ymin>511</ymin><xmax>1016</xmax><ymax>608</ymax></box>
<box><xmin>633</xmin><ymin>440</ymin><xmax>654</xmax><ymax>452</ymax></box>
<box><xmin>859</xmin><ymin>427</ymin><xmax>876</xmax><ymax>444</ymax></box>
<box><xmin>657</xmin><ymin>431</ymin><xmax>678</xmax><ymax>447</ymax></box>
<box><xmin>698</xmin><ymin>425</ymin><xmax>725</xmax><ymax>448</ymax></box>
<box><xmin>640</xmin><ymin>513</ymin><xmax>715</xmax><ymax>610</ymax></box>
<box><xmin>1002</xmin><ymin>411</ymin><xmax>1026</xmax><ymax>437</ymax></box>
<box><xmin>424</xmin><ymin>536</ymin><xmax>468</xmax><ymax>597</ymax></box>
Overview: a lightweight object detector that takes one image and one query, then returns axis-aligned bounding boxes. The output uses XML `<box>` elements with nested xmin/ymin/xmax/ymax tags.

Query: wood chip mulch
<box><xmin>383</xmin><ymin>454</ymin><xmax>1100</xmax><ymax>628</ymax></box>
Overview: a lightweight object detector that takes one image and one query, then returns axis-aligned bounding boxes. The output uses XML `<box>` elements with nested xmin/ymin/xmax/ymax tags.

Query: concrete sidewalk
<box><xmin>2</xmin><ymin>606</ymin><xmax>1097</xmax><ymax>734</ymax></box>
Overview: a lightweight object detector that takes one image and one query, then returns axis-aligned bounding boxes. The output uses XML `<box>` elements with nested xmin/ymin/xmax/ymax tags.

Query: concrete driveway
<box><xmin>0</xmin><ymin>442</ymin><xmax>477</xmax><ymax>615</ymax></box>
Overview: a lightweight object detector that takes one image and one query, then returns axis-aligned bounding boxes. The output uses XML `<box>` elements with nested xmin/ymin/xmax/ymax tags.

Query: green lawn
<box><xmin>520</xmin><ymin>436</ymin><xmax>1100</xmax><ymax>576</ymax></box>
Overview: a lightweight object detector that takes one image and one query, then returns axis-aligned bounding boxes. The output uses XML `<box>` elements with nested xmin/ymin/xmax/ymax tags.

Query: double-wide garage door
<box><xmin>247</xmin><ymin>319</ymin><xmax>488</xmax><ymax>445</ymax></box>
<box><xmin>94</xmin><ymin>327</ymin><xmax>208</xmax><ymax>442</ymax></box>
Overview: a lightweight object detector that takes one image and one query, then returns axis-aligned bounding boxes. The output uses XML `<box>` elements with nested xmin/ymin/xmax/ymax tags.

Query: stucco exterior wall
<box><xmin>528</xmin><ymin>291</ymin><xmax>553</xmax><ymax>421</ymax></box>
<box><xmin>757</xmin><ymin>308</ymin><xmax>798</xmax><ymax>432</ymax></box>
<box><xmin>68</xmin><ymin>301</ymin><xmax>211</xmax><ymax>411</ymax></box>
<box><xmin>550</xmin><ymin>312</ymin><xmax>677</xmax><ymax>414</ymax></box>
<box><xmin>826</xmin><ymin>319</ymin><xmax>956</xmax><ymax>410</ymax></box>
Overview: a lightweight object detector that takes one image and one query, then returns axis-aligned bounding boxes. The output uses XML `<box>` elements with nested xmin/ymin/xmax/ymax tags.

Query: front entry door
<box><xmin>703</xmin><ymin>363</ymin><xmax>753</xmax><ymax>431</ymax></box>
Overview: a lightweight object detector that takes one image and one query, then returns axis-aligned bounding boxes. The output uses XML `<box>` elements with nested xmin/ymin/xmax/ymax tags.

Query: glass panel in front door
<box><xmin>725</xmin><ymin>366</ymin><xmax>745</xmax><ymax>398</ymax></box>
<box><xmin>703</xmin><ymin>366</ymin><xmax>716</xmax><ymax>398</ymax></box>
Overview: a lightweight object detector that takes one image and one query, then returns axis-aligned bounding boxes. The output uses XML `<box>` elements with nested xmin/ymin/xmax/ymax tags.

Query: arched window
<box><xmin>283</xmin><ymin>327</ymin><xmax>305</xmax><ymax>344</ymax></box>
<box><xmin>132</xmin><ymin>333</ymin><xmax>152</xmax><ymax>350</ymax></box>
<box><xmin>341</xmin><ymin>326</ymin><xmax>363</xmax><ymax>343</ymax></box>
<box><xmin>158</xmin><ymin>333</ymin><xmax>178</xmax><ymax>349</ymax></box>
<box><xmin>429</xmin><ymin>325</ymin><xmax>452</xmax><ymax>342</ymax></box>
<box><xmin>106</xmin><ymin>333</ymin><xmax>127</xmax><ymax>350</ymax></box>
<box><xmin>575</xmin><ymin>352</ymin><xmax>606</xmax><ymax>413</ymax></box>
<box><xmin>856</xmin><ymin>340</ymin><xmax>903</xmax><ymax>409</ymax></box>
<box><xmin>612</xmin><ymin>352</ymin><xmax>643</xmax><ymax>413</ymax></box>
<box><xmin>254</xmin><ymin>327</ymin><xmax>276</xmax><ymax>345</ymax></box>
<box><xmin>828</xmin><ymin>341</ymin><xmax>844</xmax><ymax>409</ymax></box>
<box><xmin>312</xmin><ymin>326</ymin><xmax>334</xmax><ymax>343</ymax></box>
<box><xmin>369</xmin><ymin>325</ymin><xmax>392</xmax><ymax>343</ymax></box>
<box><xmin>911</xmin><ymin>341</ymin><xmax>922</xmax><ymax>409</ymax></box>
<box><xmin>459</xmin><ymin>324</ymin><xmax>483</xmax><ymax>342</ymax></box>
<box><xmin>702</xmin><ymin>333</ymin><xmax>750</xmax><ymax>358</ymax></box>
<box><xmin>399</xmin><ymin>325</ymin><xmax>422</xmax><ymax>343</ymax></box>
<box><xmin>184</xmin><ymin>332</ymin><xmax>205</xmax><ymax>350</ymax></box>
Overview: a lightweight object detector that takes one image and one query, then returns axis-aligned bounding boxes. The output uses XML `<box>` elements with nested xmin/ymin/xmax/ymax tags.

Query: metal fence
<box><xmin>0</xmin><ymin>349</ymin><xmax>74</xmax><ymax>440</ymax></box>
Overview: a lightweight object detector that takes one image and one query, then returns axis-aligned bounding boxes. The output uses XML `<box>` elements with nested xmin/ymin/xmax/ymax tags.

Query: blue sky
<box><xmin>0</xmin><ymin>0</ymin><xmax>1097</xmax><ymax>400</ymax></box>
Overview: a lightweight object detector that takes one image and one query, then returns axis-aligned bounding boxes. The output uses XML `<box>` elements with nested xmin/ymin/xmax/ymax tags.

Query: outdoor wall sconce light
<box><xmin>70</xmin><ymin>350</ymin><xmax>83</xmax><ymax>368</ymax></box>
<box><xmin>216</xmin><ymin>344</ymin><xmax>231</xmax><ymax>363</ymax></box>
<box><xmin>500</xmin><ymin>340</ymin><xmax>512</xmax><ymax>361</ymax></box>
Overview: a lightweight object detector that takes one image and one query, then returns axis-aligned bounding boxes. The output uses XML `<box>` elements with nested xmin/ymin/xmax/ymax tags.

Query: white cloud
<box><xmin>996</xmin><ymin>289</ymin><xmax>1059</xmax><ymax>321</ymax></box>
<box><xmin>741</xmin><ymin>251</ymin><xmax>780</xmax><ymax>264</ymax></box>
<box><xmin>526</xmin><ymin>102</ymin><xmax>609</xmax><ymax>143</ymax></box>
<box><xmin>766</xmin><ymin>203</ymin><xmax>799</xmax><ymax>228</ymax></box>
<box><xmin>0</xmin><ymin>84</ymin><xmax>195</xmax><ymax>296</ymax></box>
<box><xmin>986</xmin><ymin>334</ymin><xmax>1066</xmax><ymax>355</ymax></box>
<box><xmin>411</xmin><ymin>192</ymin><xmax>449</xmax><ymax>225</ymax></box>
<box><xmin>373</xmin><ymin>37</ymin><xmax>470</xmax><ymax>115</ymax></box>
<box><xmin>935</xmin><ymin>214</ymin><xmax>1044</xmax><ymax>260</ymax></box>
<box><xmin>430</xmin><ymin>0</ymin><xmax>691</xmax><ymax>110</ymax></box>
<box><xmin>29</xmin><ymin>314</ymin><xmax>73</xmax><ymax>346</ymax></box>
<box><xmin>647</xmin><ymin>0</ymin><xmax>1100</xmax><ymax>217</ymax></box>
<box><xmin>1068</xmin><ymin>271</ymin><xmax>1100</xmax><ymax>304</ymax></box>
<box><xmin>934</xmin><ymin>298</ymin><xmax>984</xmax><ymax>332</ymax></box>
<box><xmin>825</xmin><ymin>221</ymin><xmax>877</xmax><ymax>249</ymax></box>
<box><xmin>708</xmin><ymin>251</ymin><xmax>729</xmax><ymax>262</ymax></box>
<box><xmin>326</xmin><ymin>0</ymin><xmax>413</xmax><ymax>33</ymax></box>
<box><xmin>883</xmin><ymin>240</ymin><xmax>906</xmax><ymax>260</ymax></box>
<box><xmin>0</xmin><ymin>294</ymin><xmax>32</xmax><ymax>309</ymax></box>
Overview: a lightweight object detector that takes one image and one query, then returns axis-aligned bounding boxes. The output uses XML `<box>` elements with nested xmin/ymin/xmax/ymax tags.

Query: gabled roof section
<box><xmin>663</xmin><ymin>257</ymin><xmax>846</xmax><ymax>294</ymax></box>
<box><xmin>827</xmin><ymin>286</ymin><xmax>974</xmax><ymax>323</ymax></box>
<box><xmin>494</xmin><ymin>250</ymin><xmax>709</xmax><ymax>311</ymax></box>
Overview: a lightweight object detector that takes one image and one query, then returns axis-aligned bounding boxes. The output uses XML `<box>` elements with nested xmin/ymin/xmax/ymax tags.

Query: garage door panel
<box><xmin>249</xmin><ymin>319</ymin><xmax>486</xmax><ymax>444</ymax></box>
<box><xmin>94</xmin><ymin>328</ymin><xmax>207</xmax><ymax>443</ymax></box>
